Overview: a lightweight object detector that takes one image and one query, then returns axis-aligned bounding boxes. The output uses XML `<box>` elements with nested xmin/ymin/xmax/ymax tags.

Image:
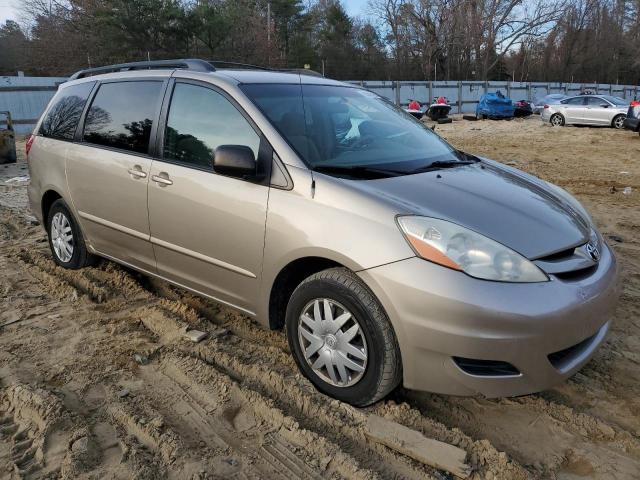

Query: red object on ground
<box><xmin>436</xmin><ymin>97</ymin><xmax>446</xmax><ymax>104</ymax></box>
<box><xmin>408</xmin><ymin>100</ymin><xmax>420</xmax><ymax>110</ymax></box>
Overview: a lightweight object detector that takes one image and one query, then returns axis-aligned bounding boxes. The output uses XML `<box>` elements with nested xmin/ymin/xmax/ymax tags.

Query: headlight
<box><xmin>397</xmin><ymin>216</ymin><xmax>548</xmax><ymax>282</ymax></box>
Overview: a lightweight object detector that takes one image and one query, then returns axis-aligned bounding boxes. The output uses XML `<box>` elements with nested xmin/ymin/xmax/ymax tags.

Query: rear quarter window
<box><xmin>39</xmin><ymin>82</ymin><xmax>95</xmax><ymax>140</ymax></box>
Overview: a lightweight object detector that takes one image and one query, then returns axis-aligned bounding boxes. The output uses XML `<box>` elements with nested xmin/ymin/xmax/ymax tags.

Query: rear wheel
<box><xmin>47</xmin><ymin>199</ymin><xmax>96</xmax><ymax>269</ymax></box>
<box><xmin>285</xmin><ymin>267</ymin><xmax>402</xmax><ymax>406</ymax></box>
<box><xmin>612</xmin><ymin>114</ymin><xmax>625</xmax><ymax>129</ymax></box>
<box><xmin>550</xmin><ymin>113</ymin><xmax>565</xmax><ymax>127</ymax></box>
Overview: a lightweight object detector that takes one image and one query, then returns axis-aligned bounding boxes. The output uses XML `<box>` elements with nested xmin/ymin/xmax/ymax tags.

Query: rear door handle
<box><xmin>128</xmin><ymin>165</ymin><xmax>147</xmax><ymax>179</ymax></box>
<box><xmin>152</xmin><ymin>173</ymin><xmax>173</xmax><ymax>186</ymax></box>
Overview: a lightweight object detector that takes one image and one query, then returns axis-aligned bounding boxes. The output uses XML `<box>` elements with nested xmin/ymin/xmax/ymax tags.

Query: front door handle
<box><xmin>152</xmin><ymin>173</ymin><xmax>173</xmax><ymax>186</ymax></box>
<box><xmin>128</xmin><ymin>165</ymin><xmax>147</xmax><ymax>179</ymax></box>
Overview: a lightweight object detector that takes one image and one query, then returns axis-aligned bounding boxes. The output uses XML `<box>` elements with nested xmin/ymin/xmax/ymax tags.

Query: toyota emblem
<box><xmin>586</xmin><ymin>242</ymin><xmax>600</xmax><ymax>261</ymax></box>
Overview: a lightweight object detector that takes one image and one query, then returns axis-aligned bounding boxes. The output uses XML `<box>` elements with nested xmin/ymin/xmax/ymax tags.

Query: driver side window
<box><xmin>163</xmin><ymin>83</ymin><xmax>260</xmax><ymax>170</ymax></box>
<box><xmin>564</xmin><ymin>97</ymin><xmax>585</xmax><ymax>106</ymax></box>
<box><xmin>586</xmin><ymin>97</ymin><xmax>605</xmax><ymax>106</ymax></box>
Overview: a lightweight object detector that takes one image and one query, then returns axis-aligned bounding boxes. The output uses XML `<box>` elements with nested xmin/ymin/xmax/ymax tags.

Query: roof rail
<box><xmin>209</xmin><ymin>61</ymin><xmax>271</xmax><ymax>71</ymax></box>
<box><xmin>280</xmin><ymin>68</ymin><xmax>324</xmax><ymax>78</ymax></box>
<box><xmin>208</xmin><ymin>60</ymin><xmax>323</xmax><ymax>77</ymax></box>
<box><xmin>68</xmin><ymin>59</ymin><xmax>215</xmax><ymax>80</ymax></box>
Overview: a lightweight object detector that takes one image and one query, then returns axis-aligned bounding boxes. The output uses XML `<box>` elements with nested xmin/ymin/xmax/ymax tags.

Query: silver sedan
<box><xmin>541</xmin><ymin>95</ymin><xmax>628</xmax><ymax>128</ymax></box>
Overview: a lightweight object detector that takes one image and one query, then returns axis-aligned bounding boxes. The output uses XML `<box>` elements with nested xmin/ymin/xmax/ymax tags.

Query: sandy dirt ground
<box><xmin>0</xmin><ymin>118</ymin><xmax>639</xmax><ymax>480</ymax></box>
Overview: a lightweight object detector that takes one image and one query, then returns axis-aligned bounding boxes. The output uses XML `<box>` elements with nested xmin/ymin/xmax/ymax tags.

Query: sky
<box><xmin>0</xmin><ymin>0</ymin><xmax>18</xmax><ymax>24</ymax></box>
<box><xmin>0</xmin><ymin>0</ymin><xmax>370</xmax><ymax>26</ymax></box>
<box><xmin>343</xmin><ymin>0</ymin><xmax>369</xmax><ymax>18</ymax></box>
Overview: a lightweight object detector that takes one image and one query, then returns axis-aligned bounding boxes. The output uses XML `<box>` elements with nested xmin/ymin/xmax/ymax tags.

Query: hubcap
<box><xmin>551</xmin><ymin>115</ymin><xmax>562</xmax><ymax>126</ymax></box>
<box><xmin>615</xmin><ymin>117</ymin><xmax>624</xmax><ymax>128</ymax></box>
<box><xmin>51</xmin><ymin>212</ymin><xmax>74</xmax><ymax>262</ymax></box>
<box><xmin>298</xmin><ymin>298</ymin><xmax>368</xmax><ymax>388</ymax></box>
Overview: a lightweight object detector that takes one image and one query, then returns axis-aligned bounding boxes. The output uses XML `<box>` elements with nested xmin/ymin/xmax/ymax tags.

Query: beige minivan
<box><xmin>28</xmin><ymin>60</ymin><xmax>619</xmax><ymax>406</ymax></box>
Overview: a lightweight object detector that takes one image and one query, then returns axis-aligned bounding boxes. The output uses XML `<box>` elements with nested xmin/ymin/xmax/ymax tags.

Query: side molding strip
<box><xmin>150</xmin><ymin>236</ymin><xmax>257</xmax><ymax>279</ymax></box>
<box><xmin>78</xmin><ymin>211</ymin><xmax>150</xmax><ymax>241</ymax></box>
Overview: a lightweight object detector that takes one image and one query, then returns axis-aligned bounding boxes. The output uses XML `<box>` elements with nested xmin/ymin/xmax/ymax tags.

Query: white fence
<box><xmin>347</xmin><ymin>80</ymin><xmax>640</xmax><ymax>113</ymax></box>
<box><xmin>3</xmin><ymin>76</ymin><xmax>640</xmax><ymax>135</ymax></box>
<box><xmin>0</xmin><ymin>75</ymin><xmax>67</xmax><ymax>135</ymax></box>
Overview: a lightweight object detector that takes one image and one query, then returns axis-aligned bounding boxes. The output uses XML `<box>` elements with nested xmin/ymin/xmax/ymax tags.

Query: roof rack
<box><xmin>68</xmin><ymin>58</ymin><xmax>324</xmax><ymax>81</ymax></box>
<box><xmin>68</xmin><ymin>59</ymin><xmax>215</xmax><ymax>80</ymax></box>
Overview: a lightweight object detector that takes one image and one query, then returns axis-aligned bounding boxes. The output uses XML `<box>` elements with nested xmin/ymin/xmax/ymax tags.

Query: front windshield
<box><xmin>241</xmin><ymin>83</ymin><xmax>462</xmax><ymax>173</ymax></box>
<box><xmin>601</xmin><ymin>95</ymin><xmax>627</xmax><ymax>106</ymax></box>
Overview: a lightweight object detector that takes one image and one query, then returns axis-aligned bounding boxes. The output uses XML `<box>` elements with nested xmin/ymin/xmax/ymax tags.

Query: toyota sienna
<box><xmin>27</xmin><ymin>59</ymin><xmax>620</xmax><ymax>406</ymax></box>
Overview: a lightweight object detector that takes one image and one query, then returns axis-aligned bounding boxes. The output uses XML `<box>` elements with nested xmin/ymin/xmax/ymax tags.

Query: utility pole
<box><xmin>267</xmin><ymin>2</ymin><xmax>271</xmax><ymax>44</ymax></box>
<box><xmin>267</xmin><ymin>1</ymin><xmax>271</xmax><ymax>66</ymax></box>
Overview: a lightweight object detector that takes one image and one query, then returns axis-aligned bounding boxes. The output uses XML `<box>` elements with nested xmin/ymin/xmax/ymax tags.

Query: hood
<box><xmin>351</xmin><ymin>161</ymin><xmax>590</xmax><ymax>259</ymax></box>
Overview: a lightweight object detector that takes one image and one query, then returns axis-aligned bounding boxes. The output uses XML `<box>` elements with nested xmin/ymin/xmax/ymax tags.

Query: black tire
<box><xmin>437</xmin><ymin>117</ymin><xmax>453</xmax><ymax>124</ymax></box>
<box><xmin>462</xmin><ymin>115</ymin><xmax>478</xmax><ymax>121</ymax></box>
<box><xmin>612</xmin><ymin>114</ymin><xmax>625</xmax><ymax>129</ymax></box>
<box><xmin>285</xmin><ymin>268</ymin><xmax>402</xmax><ymax>406</ymax></box>
<box><xmin>47</xmin><ymin>199</ymin><xmax>97</xmax><ymax>269</ymax></box>
<box><xmin>550</xmin><ymin>113</ymin><xmax>565</xmax><ymax>127</ymax></box>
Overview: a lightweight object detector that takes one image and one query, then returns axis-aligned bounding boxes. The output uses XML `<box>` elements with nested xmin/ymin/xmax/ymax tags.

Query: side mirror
<box><xmin>213</xmin><ymin>145</ymin><xmax>257</xmax><ymax>179</ymax></box>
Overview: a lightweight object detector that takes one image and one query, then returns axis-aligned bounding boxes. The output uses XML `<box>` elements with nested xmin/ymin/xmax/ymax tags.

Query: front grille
<box><xmin>538</xmin><ymin>246</ymin><xmax>577</xmax><ymax>262</ymax></box>
<box><xmin>548</xmin><ymin>333</ymin><xmax>596</xmax><ymax>370</ymax></box>
<box><xmin>553</xmin><ymin>265</ymin><xmax>598</xmax><ymax>281</ymax></box>
<box><xmin>453</xmin><ymin>357</ymin><xmax>520</xmax><ymax>376</ymax></box>
<box><xmin>533</xmin><ymin>240</ymin><xmax>600</xmax><ymax>278</ymax></box>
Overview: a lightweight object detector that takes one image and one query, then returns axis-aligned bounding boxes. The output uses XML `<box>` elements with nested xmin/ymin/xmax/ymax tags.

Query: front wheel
<box><xmin>612</xmin><ymin>114</ymin><xmax>625</xmax><ymax>129</ymax></box>
<box><xmin>286</xmin><ymin>268</ymin><xmax>402</xmax><ymax>406</ymax></box>
<box><xmin>550</xmin><ymin>113</ymin><xmax>565</xmax><ymax>127</ymax></box>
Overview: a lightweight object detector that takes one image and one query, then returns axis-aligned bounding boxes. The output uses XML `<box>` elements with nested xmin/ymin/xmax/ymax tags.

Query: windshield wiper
<box><xmin>312</xmin><ymin>165</ymin><xmax>404</xmax><ymax>178</ymax></box>
<box><xmin>409</xmin><ymin>159</ymin><xmax>477</xmax><ymax>174</ymax></box>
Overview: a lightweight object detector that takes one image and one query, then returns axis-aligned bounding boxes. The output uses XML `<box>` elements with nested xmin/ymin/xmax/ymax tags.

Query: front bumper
<box><xmin>358</xmin><ymin>243</ymin><xmax>620</xmax><ymax>397</ymax></box>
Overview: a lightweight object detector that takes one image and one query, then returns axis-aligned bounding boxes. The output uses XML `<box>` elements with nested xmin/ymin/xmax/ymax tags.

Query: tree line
<box><xmin>1</xmin><ymin>0</ymin><xmax>639</xmax><ymax>84</ymax></box>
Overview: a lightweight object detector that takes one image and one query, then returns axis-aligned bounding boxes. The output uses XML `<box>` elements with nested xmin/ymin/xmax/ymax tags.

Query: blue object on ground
<box><xmin>476</xmin><ymin>91</ymin><xmax>515</xmax><ymax>119</ymax></box>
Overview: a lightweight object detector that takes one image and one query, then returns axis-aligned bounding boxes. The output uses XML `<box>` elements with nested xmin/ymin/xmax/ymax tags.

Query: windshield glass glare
<box><xmin>241</xmin><ymin>84</ymin><xmax>460</xmax><ymax>174</ymax></box>
<box><xmin>601</xmin><ymin>95</ymin><xmax>627</xmax><ymax>106</ymax></box>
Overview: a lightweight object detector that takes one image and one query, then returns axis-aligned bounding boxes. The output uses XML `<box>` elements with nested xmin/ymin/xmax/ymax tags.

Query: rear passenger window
<box><xmin>83</xmin><ymin>81</ymin><xmax>163</xmax><ymax>154</ymax></box>
<box><xmin>163</xmin><ymin>83</ymin><xmax>260</xmax><ymax>169</ymax></box>
<box><xmin>39</xmin><ymin>82</ymin><xmax>94</xmax><ymax>140</ymax></box>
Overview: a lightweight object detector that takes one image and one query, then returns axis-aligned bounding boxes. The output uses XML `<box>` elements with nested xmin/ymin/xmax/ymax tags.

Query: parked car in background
<box><xmin>514</xmin><ymin>100</ymin><xmax>533</xmax><ymax>117</ymax></box>
<box><xmin>623</xmin><ymin>100</ymin><xmax>640</xmax><ymax>135</ymax></box>
<box><xmin>531</xmin><ymin>94</ymin><xmax>568</xmax><ymax>114</ymax></box>
<box><xmin>541</xmin><ymin>95</ymin><xmax>628</xmax><ymax>128</ymax></box>
<box><xmin>27</xmin><ymin>59</ymin><xmax>620</xmax><ymax>406</ymax></box>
